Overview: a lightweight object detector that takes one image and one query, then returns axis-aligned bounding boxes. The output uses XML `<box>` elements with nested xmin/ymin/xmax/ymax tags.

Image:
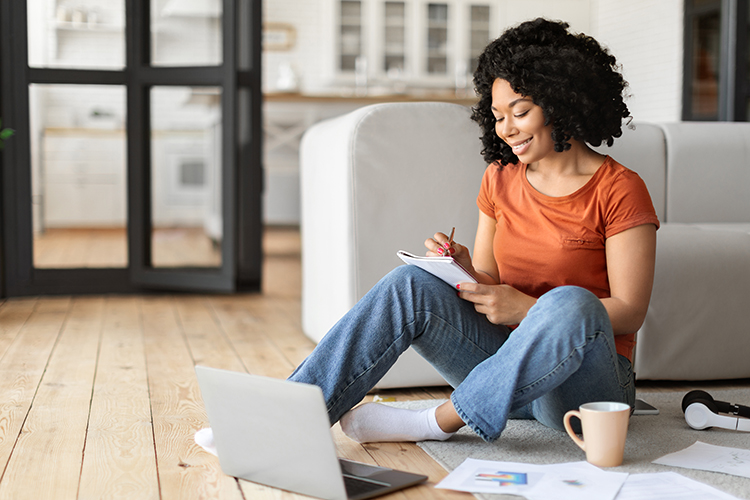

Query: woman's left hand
<box><xmin>457</xmin><ymin>282</ymin><xmax>537</xmax><ymax>325</ymax></box>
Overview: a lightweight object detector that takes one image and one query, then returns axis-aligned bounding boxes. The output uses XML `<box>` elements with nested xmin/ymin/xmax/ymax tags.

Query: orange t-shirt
<box><xmin>476</xmin><ymin>156</ymin><xmax>660</xmax><ymax>361</ymax></box>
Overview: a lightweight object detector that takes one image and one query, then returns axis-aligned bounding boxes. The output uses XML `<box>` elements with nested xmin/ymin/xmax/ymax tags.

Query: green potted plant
<box><xmin>0</xmin><ymin>118</ymin><xmax>14</xmax><ymax>149</ymax></box>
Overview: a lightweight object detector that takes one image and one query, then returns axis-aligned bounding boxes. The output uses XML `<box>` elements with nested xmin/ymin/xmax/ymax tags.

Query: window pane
<box><xmin>384</xmin><ymin>2</ymin><xmax>406</xmax><ymax>73</ymax></box>
<box><xmin>427</xmin><ymin>3</ymin><xmax>449</xmax><ymax>74</ymax></box>
<box><xmin>27</xmin><ymin>0</ymin><xmax>125</xmax><ymax>69</ymax></box>
<box><xmin>31</xmin><ymin>84</ymin><xmax>127</xmax><ymax>268</ymax></box>
<box><xmin>469</xmin><ymin>5</ymin><xmax>490</xmax><ymax>74</ymax></box>
<box><xmin>690</xmin><ymin>4</ymin><xmax>721</xmax><ymax>120</ymax></box>
<box><xmin>151</xmin><ymin>0</ymin><xmax>223</xmax><ymax>66</ymax></box>
<box><xmin>150</xmin><ymin>86</ymin><xmax>222</xmax><ymax>268</ymax></box>
<box><xmin>340</xmin><ymin>1</ymin><xmax>362</xmax><ymax>71</ymax></box>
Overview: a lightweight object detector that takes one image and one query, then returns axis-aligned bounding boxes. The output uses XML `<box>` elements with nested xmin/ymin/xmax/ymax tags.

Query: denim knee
<box><xmin>539</xmin><ymin>285</ymin><xmax>600</xmax><ymax>306</ymax></box>
<box><xmin>379</xmin><ymin>265</ymin><xmax>459</xmax><ymax>302</ymax></box>
<box><xmin>388</xmin><ymin>264</ymin><xmax>445</xmax><ymax>284</ymax></box>
<box><xmin>377</xmin><ymin>265</ymin><xmax>429</xmax><ymax>291</ymax></box>
<box><xmin>536</xmin><ymin>286</ymin><xmax>608</xmax><ymax>323</ymax></box>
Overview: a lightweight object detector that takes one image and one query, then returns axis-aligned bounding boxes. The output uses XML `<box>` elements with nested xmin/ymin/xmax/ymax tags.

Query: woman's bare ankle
<box><xmin>435</xmin><ymin>400</ymin><xmax>465</xmax><ymax>433</ymax></box>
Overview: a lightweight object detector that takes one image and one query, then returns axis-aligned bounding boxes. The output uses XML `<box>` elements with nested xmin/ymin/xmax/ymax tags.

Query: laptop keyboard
<box><xmin>343</xmin><ymin>475</ymin><xmax>387</xmax><ymax>497</ymax></box>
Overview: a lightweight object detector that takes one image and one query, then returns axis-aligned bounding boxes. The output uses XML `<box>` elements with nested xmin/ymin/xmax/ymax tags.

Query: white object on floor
<box><xmin>653</xmin><ymin>441</ymin><xmax>750</xmax><ymax>479</ymax></box>
<box><xmin>616</xmin><ymin>472</ymin><xmax>740</xmax><ymax>500</ymax></box>
<box><xmin>195</xmin><ymin>427</ymin><xmax>217</xmax><ymax>456</ymax></box>
<box><xmin>436</xmin><ymin>458</ymin><xmax>627</xmax><ymax>500</ymax></box>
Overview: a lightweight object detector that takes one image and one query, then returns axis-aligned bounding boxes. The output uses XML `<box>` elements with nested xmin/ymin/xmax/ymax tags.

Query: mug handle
<box><xmin>563</xmin><ymin>410</ymin><xmax>586</xmax><ymax>451</ymax></box>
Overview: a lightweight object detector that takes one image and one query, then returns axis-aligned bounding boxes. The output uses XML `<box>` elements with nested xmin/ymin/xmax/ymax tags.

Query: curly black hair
<box><xmin>471</xmin><ymin>18</ymin><xmax>631</xmax><ymax>166</ymax></box>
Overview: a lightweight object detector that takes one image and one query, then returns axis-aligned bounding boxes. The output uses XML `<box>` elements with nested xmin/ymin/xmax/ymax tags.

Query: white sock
<box><xmin>195</xmin><ymin>427</ymin><xmax>218</xmax><ymax>456</ymax></box>
<box><xmin>339</xmin><ymin>403</ymin><xmax>455</xmax><ymax>443</ymax></box>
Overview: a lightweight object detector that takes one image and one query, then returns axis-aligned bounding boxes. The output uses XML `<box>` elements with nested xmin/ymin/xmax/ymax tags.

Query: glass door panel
<box><xmin>30</xmin><ymin>84</ymin><xmax>127</xmax><ymax>268</ymax></box>
<box><xmin>689</xmin><ymin>2</ymin><xmax>721</xmax><ymax>120</ymax></box>
<box><xmin>149</xmin><ymin>86</ymin><xmax>222</xmax><ymax>268</ymax></box>
<box><xmin>151</xmin><ymin>0</ymin><xmax>223</xmax><ymax>66</ymax></box>
<box><xmin>1</xmin><ymin>0</ymin><xmax>259</xmax><ymax>296</ymax></box>
<box><xmin>27</xmin><ymin>0</ymin><xmax>125</xmax><ymax>69</ymax></box>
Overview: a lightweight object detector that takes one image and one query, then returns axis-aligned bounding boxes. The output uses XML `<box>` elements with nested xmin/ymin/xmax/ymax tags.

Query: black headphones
<box><xmin>681</xmin><ymin>390</ymin><xmax>750</xmax><ymax>431</ymax></box>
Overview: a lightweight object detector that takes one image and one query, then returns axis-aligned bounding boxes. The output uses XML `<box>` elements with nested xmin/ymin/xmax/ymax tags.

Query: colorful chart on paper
<box><xmin>474</xmin><ymin>471</ymin><xmax>528</xmax><ymax>486</ymax></box>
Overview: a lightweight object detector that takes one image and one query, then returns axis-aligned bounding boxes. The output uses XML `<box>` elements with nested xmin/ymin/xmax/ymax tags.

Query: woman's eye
<box><xmin>515</xmin><ymin>110</ymin><xmax>529</xmax><ymax>118</ymax></box>
<box><xmin>494</xmin><ymin>117</ymin><xmax>504</xmax><ymax>123</ymax></box>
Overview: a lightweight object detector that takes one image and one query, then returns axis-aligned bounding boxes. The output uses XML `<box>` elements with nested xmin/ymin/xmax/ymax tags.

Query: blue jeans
<box><xmin>288</xmin><ymin>266</ymin><xmax>635</xmax><ymax>442</ymax></box>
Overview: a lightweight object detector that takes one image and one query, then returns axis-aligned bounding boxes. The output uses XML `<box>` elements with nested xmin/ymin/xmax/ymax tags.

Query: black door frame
<box><xmin>683</xmin><ymin>0</ymin><xmax>750</xmax><ymax>121</ymax></box>
<box><xmin>0</xmin><ymin>0</ymin><xmax>263</xmax><ymax>296</ymax></box>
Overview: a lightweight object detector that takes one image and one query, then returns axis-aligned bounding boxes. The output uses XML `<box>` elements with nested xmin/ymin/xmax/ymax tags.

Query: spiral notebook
<box><xmin>397</xmin><ymin>250</ymin><xmax>477</xmax><ymax>288</ymax></box>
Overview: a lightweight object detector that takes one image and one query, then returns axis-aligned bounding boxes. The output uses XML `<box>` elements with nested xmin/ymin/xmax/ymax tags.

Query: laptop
<box><xmin>195</xmin><ymin>366</ymin><xmax>428</xmax><ymax>500</ymax></box>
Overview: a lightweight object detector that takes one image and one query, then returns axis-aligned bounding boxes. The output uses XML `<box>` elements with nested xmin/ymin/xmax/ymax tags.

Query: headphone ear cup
<box><xmin>684</xmin><ymin>401</ymin><xmax>719</xmax><ymax>430</ymax></box>
<box><xmin>682</xmin><ymin>390</ymin><xmax>716</xmax><ymax>413</ymax></box>
<box><xmin>691</xmin><ymin>397</ymin><xmax>719</xmax><ymax>415</ymax></box>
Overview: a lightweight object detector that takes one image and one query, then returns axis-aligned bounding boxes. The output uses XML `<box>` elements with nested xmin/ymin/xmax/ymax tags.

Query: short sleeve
<box><xmin>605</xmin><ymin>169</ymin><xmax>660</xmax><ymax>238</ymax></box>
<box><xmin>477</xmin><ymin>164</ymin><xmax>498</xmax><ymax>219</ymax></box>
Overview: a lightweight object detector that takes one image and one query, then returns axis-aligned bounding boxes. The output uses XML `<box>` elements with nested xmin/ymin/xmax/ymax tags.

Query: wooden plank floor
<box><xmin>0</xmin><ymin>226</ymin><xmax>747</xmax><ymax>499</ymax></box>
<box><xmin>33</xmin><ymin>227</ymin><xmax>222</xmax><ymax>269</ymax></box>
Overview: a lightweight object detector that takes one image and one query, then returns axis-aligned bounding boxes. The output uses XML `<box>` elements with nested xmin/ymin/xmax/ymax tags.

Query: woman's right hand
<box><xmin>425</xmin><ymin>232</ymin><xmax>473</xmax><ymax>275</ymax></box>
<box><xmin>456</xmin><ymin>282</ymin><xmax>536</xmax><ymax>325</ymax></box>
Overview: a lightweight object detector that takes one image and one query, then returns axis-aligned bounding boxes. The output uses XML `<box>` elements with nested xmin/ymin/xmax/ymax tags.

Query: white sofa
<box><xmin>300</xmin><ymin>102</ymin><xmax>750</xmax><ymax>385</ymax></box>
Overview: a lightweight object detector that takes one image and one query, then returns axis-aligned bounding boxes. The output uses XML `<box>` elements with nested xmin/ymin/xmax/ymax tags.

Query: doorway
<box><xmin>0</xmin><ymin>0</ymin><xmax>263</xmax><ymax>296</ymax></box>
<box><xmin>683</xmin><ymin>0</ymin><xmax>750</xmax><ymax>121</ymax></box>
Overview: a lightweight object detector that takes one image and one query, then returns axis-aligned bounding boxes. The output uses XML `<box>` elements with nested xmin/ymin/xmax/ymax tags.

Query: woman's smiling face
<box><xmin>491</xmin><ymin>78</ymin><xmax>555</xmax><ymax>164</ymax></box>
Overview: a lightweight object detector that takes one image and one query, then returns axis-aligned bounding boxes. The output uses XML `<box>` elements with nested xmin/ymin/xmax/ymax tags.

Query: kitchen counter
<box><xmin>263</xmin><ymin>91</ymin><xmax>478</xmax><ymax>107</ymax></box>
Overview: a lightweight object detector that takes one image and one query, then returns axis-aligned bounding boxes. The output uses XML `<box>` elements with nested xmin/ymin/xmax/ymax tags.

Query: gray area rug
<box><xmin>391</xmin><ymin>390</ymin><xmax>750</xmax><ymax>499</ymax></box>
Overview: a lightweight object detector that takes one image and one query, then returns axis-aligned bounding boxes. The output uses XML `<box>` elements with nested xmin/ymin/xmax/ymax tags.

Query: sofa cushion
<box><xmin>634</xmin><ymin>223</ymin><xmax>750</xmax><ymax>380</ymax></box>
<box><xmin>661</xmin><ymin>122</ymin><xmax>750</xmax><ymax>223</ymax></box>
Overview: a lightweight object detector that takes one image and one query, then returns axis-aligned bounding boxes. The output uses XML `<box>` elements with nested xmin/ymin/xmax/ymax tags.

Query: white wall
<box><xmin>498</xmin><ymin>0</ymin><xmax>592</xmax><ymax>34</ymax></box>
<box><xmin>592</xmin><ymin>0</ymin><xmax>684</xmax><ymax>122</ymax></box>
<box><xmin>262</xmin><ymin>0</ymin><xmax>336</xmax><ymax>92</ymax></box>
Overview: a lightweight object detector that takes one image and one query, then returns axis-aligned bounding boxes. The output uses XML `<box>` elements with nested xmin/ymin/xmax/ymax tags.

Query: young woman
<box><xmin>288</xmin><ymin>17</ymin><xmax>659</xmax><ymax>443</ymax></box>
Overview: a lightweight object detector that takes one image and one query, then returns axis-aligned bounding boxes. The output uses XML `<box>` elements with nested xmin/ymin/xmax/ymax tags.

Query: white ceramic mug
<box><xmin>563</xmin><ymin>401</ymin><xmax>630</xmax><ymax>467</ymax></box>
